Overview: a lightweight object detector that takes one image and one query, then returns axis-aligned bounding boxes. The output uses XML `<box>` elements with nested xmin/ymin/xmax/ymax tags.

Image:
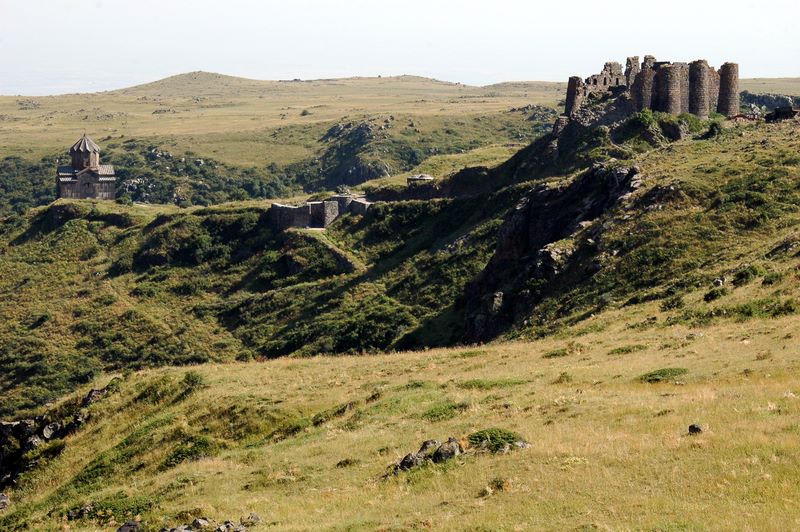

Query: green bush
<box><xmin>639</xmin><ymin>367</ymin><xmax>688</xmax><ymax>383</ymax></box>
<box><xmin>458</xmin><ymin>378</ymin><xmax>526</xmax><ymax>390</ymax></box>
<box><xmin>160</xmin><ymin>434</ymin><xmax>216</xmax><ymax>470</ymax></box>
<box><xmin>468</xmin><ymin>428</ymin><xmax>524</xmax><ymax>453</ymax></box>
<box><xmin>421</xmin><ymin>401</ymin><xmax>469</xmax><ymax>422</ymax></box>
<box><xmin>704</xmin><ymin>287</ymin><xmax>729</xmax><ymax>302</ymax></box>
<box><xmin>733</xmin><ymin>264</ymin><xmax>767</xmax><ymax>287</ymax></box>
<box><xmin>608</xmin><ymin>344</ymin><xmax>647</xmax><ymax>355</ymax></box>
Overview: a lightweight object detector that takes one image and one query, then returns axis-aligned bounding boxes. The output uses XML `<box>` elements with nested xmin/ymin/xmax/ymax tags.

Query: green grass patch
<box><xmin>639</xmin><ymin>367</ymin><xmax>689</xmax><ymax>383</ymax></box>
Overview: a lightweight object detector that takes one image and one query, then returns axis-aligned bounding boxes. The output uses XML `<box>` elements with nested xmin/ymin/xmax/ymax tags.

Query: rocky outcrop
<box><xmin>393</xmin><ymin>437</ymin><xmax>463</xmax><ymax>473</ymax></box>
<box><xmin>0</xmin><ymin>380</ymin><xmax>117</xmax><ymax>489</ymax></box>
<box><xmin>740</xmin><ymin>91</ymin><xmax>799</xmax><ymax>111</ymax></box>
<box><xmin>464</xmin><ymin>163</ymin><xmax>641</xmax><ymax>342</ymax></box>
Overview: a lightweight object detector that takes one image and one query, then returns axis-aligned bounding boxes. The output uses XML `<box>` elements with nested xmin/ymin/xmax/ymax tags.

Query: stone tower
<box><xmin>689</xmin><ymin>60</ymin><xmax>711</xmax><ymax>118</ymax></box>
<box><xmin>717</xmin><ymin>62</ymin><xmax>740</xmax><ymax>117</ymax></box>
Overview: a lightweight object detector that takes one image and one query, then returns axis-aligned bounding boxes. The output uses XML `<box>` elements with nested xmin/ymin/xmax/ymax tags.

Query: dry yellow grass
<box><xmin>6</xmin><ymin>295</ymin><xmax>799</xmax><ymax>530</ymax></box>
<box><xmin>0</xmin><ymin>72</ymin><xmax>564</xmax><ymax>166</ymax></box>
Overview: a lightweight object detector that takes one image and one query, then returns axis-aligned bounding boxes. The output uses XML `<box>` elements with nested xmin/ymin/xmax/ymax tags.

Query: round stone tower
<box><xmin>689</xmin><ymin>60</ymin><xmax>711</xmax><ymax>118</ymax></box>
<box><xmin>717</xmin><ymin>62</ymin><xmax>740</xmax><ymax>118</ymax></box>
<box><xmin>658</xmin><ymin>65</ymin><xmax>683</xmax><ymax>115</ymax></box>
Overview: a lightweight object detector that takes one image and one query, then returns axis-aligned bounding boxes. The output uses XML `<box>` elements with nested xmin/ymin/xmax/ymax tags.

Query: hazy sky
<box><xmin>1</xmin><ymin>0</ymin><xmax>797</xmax><ymax>95</ymax></box>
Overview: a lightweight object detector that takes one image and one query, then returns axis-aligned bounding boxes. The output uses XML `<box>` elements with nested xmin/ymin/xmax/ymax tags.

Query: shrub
<box><xmin>468</xmin><ymin>428</ymin><xmax>523</xmax><ymax>453</ymax></box>
<box><xmin>458</xmin><ymin>378</ymin><xmax>526</xmax><ymax>390</ymax></box>
<box><xmin>762</xmin><ymin>272</ymin><xmax>784</xmax><ymax>286</ymax></box>
<box><xmin>639</xmin><ymin>367</ymin><xmax>688</xmax><ymax>383</ymax></box>
<box><xmin>733</xmin><ymin>264</ymin><xmax>767</xmax><ymax>287</ymax></box>
<box><xmin>552</xmin><ymin>372</ymin><xmax>573</xmax><ymax>384</ymax></box>
<box><xmin>181</xmin><ymin>370</ymin><xmax>205</xmax><ymax>391</ymax></box>
<box><xmin>542</xmin><ymin>341</ymin><xmax>584</xmax><ymax>359</ymax></box>
<box><xmin>608</xmin><ymin>344</ymin><xmax>647</xmax><ymax>355</ymax></box>
<box><xmin>160</xmin><ymin>434</ymin><xmax>216</xmax><ymax>470</ymax></box>
<box><xmin>704</xmin><ymin>287</ymin><xmax>729</xmax><ymax>302</ymax></box>
<box><xmin>421</xmin><ymin>401</ymin><xmax>469</xmax><ymax>422</ymax></box>
<box><xmin>660</xmin><ymin>295</ymin><xmax>685</xmax><ymax>311</ymax></box>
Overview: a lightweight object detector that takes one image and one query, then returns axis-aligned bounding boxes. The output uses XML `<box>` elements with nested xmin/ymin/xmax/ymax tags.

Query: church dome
<box><xmin>69</xmin><ymin>134</ymin><xmax>101</xmax><ymax>154</ymax></box>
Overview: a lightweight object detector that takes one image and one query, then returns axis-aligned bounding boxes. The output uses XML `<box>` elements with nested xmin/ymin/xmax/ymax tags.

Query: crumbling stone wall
<box><xmin>269</xmin><ymin>203</ymin><xmax>311</xmax><ymax>231</ymax></box>
<box><xmin>562</xmin><ymin>54</ymin><xmax>740</xmax><ymax>119</ymax></box>
<box><xmin>269</xmin><ymin>194</ymin><xmax>372</xmax><ymax>231</ymax></box>
<box><xmin>309</xmin><ymin>201</ymin><xmax>340</xmax><ymax>228</ymax></box>
<box><xmin>625</xmin><ymin>56</ymin><xmax>640</xmax><ymax>87</ymax></box>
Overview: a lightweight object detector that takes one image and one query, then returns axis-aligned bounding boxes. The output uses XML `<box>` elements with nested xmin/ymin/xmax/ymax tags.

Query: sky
<box><xmin>0</xmin><ymin>0</ymin><xmax>798</xmax><ymax>95</ymax></box>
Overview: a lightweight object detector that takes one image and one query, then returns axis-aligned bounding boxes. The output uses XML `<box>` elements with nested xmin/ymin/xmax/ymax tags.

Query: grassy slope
<box><xmin>2</xmin><ymin>309</ymin><xmax>798</xmax><ymax>530</ymax></box>
<box><xmin>0</xmin><ymin>72</ymin><xmax>564</xmax><ymax>166</ymax></box>
<box><xmin>1</xmin><ymin>118</ymin><xmax>799</xmax><ymax>415</ymax></box>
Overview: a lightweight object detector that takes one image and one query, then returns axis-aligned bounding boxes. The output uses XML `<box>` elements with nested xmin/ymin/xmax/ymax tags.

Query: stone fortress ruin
<box><xmin>268</xmin><ymin>194</ymin><xmax>373</xmax><ymax>231</ymax></box>
<box><xmin>564</xmin><ymin>55</ymin><xmax>740</xmax><ymax>119</ymax></box>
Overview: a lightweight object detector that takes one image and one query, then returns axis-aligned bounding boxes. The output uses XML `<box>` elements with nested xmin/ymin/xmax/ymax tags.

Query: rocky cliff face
<box><xmin>464</xmin><ymin>163</ymin><xmax>641</xmax><ymax>342</ymax></box>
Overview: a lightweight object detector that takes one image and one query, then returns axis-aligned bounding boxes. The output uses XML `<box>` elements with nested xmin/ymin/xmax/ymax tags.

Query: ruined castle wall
<box><xmin>717</xmin><ymin>62</ymin><xmax>740</xmax><ymax>117</ymax></box>
<box><xmin>625</xmin><ymin>56</ymin><xmax>640</xmax><ymax>87</ymax></box>
<box><xmin>689</xmin><ymin>60</ymin><xmax>711</xmax><ymax>118</ymax></box>
<box><xmin>269</xmin><ymin>203</ymin><xmax>310</xmax><ymax>230</ymax></box>
<box><xmin>565</xmin><ymin>76</ymin><xmax>585</xmax><ymax>115</ymax></box>
<box><xmin>709</xmin><ymin>68</ymin><xmax>720</xmax><ymax>113</ymax></box>
<box><xmin>676</xmin><ymin>63</ymin><xmax>690</xmax><ymax>114</ymax></box>
<box><xmin>330</xmin><ymin>194</ymin><xmax>354</xmax><ymax>213</ymax></box>
<box><xmin>655</xmin><ymin>65</ymin><xmax>682</xmax><ymax>114</ymax></box>
<box><xmin>349</xmin><ymin>199</ymin><xmax>372</xmax><ymax>215</ymax></box>
<box><xmin>309</xmin><ymin>201</ymin><xmax>340</xmax><ymax>228</ymax></box>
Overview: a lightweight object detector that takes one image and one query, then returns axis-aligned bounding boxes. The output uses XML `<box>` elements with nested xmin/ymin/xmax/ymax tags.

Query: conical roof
<box><xmin>69</xmin><ymin>134</ymin><xmax>100</xmax><ymax>154</ymax></box>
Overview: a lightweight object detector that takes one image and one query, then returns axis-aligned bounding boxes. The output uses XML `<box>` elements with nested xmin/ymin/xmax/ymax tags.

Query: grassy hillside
<box><xmin>1</xmin><ymin>116</ymin><xmax>799</xmax><ymax>415</ymax></box>
<box><xmin>1</xmin><ymin>311</ymin><xmax>798</xmax><ymax>530</ymax></box>
<box><xmin>0</xmin><ymin>72</ymin><xmax>563</xmax><ymax>164</ymax></box>
<box><xmin>2</xmin><ymin>78</ymin><xmax>800</xmax><ymax>529</ymax></box>
<box><xmin>0</xmin><ymin>73</ymin><xmax>560</xmax><ymax>214</ymax></box>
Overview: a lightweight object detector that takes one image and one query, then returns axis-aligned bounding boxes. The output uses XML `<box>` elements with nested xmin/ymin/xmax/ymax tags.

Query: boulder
<box><xmin>42</xmin><ymin>422</ymin><xmax>61</xmax><ymax>440</ymax></box>
<box><xmin>240</xmin><ymin>513</ymin><xmax>261</xmax><ymax>527</ymax></box>
<box><xmin>432</xmin><ymin>438</ymin><xmax>463</xmax><ymax>463</ymax></box>
<box><xmin>688</xmin><ymin>424</ymin><xmax>703</xmax><ymax>435</ymax></box>
<box><xmin>417</xmin><ymin>439</ymin><xmax>441</xmax><ymax>457</ymax></box>
<box><xmin>192</xmin><ymin>518</ymin><xmax>212</xmax><ymax>529</ymax></box>
<box><xmin>215</xmin><ymin>521</ymin><xmax>247</xmax><ymax>532</ymax></box>
<box><xmin>397</xmin><ymin>452</ymin><xmax>426</xmax><ymax>471</ymax></box>
<box><xmin>82</xmin><ymin>388</ymin><xmax>106</xmax><ymax>406</ymax></box>
<box><xmin>0</xmin><ymin>493</ymin><xmax>9</xmax><ymax>511</ymax></box>
<box><xmin>117</xmin><ymin>522</ymin><xmax>140</xmax><ymax>532</ymax></box>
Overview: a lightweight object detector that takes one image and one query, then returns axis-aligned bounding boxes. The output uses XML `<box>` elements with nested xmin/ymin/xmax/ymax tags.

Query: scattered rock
<box><xmin>215</xmin><ymin>521</ymin><xmax>247</xmax><ymax>532</ymax></box>
<box><xmin>688</xmin><ymin>424</ymin><xmax>703</xmax><ymax>435</ymax></box>
<box><xmin>0</xmin><ymin>493</ymin><xmax>9</xmax><ymax>511</ymax></box>
<box><xmin>42</xmin><ymin>422</ymin><xmax>61</xmax><ymax>440</ymax></box>
<box><xmin>66</xmin><ymin>504</ymin><xmax>94</xmax><ymax>520</ymax></box>
<box><xmin>192</xmin><ymin>517</ymin><xmax>212</xmax><ymax>529</ymax></box>
<box><xmin>431</xmin><ymin>438</ymin><xmax>463</xmax><ymax>463</ymax></box>
<box><xmin>240</xmin><ymin>513</ymin><xmax>261</xmax><ymax>527</ymax></box>
<box><xmin>117</xmin><ymin>522</ymin><xmax>140</xmax><ymax>532</ymax></box>
<box><xmin>82</xmin><ymin>388</ymin><xmax>107</xmax><ymax>406</ymax></box>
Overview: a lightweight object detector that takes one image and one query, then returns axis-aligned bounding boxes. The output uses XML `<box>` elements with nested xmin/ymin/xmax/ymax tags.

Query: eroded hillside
<box><xmin>1</xmin><ymin>117</ymin><xmax>799</xmax><ymax>421</ymax></box>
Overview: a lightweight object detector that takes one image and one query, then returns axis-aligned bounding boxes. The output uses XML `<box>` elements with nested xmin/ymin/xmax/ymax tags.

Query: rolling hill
<box><xmin>0</xmin><ymin>73</ymin><xmax>799</xmax><ymax>530</ymax></box>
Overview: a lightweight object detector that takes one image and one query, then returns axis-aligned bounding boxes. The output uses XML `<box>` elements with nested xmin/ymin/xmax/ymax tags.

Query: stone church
<box><xmin>56</xmin><ymin>134</ymin><xmax>116</xmax><ymax>199</ymax></box>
